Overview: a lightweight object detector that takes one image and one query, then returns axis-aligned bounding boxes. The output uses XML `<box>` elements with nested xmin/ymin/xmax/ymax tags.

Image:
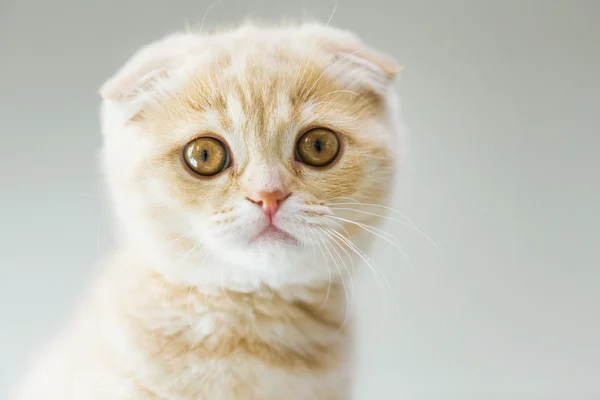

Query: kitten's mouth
<box><xmin>249</xmin><ymin>225</ymin><xmax>297</xmax><ymax>245</ymax></box>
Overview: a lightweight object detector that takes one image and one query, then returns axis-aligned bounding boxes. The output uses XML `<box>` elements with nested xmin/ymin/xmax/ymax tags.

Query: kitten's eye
<box><xmin>295</xmin><ymin>128</ymin><xmax>340</xmax><ymax>167</ymax></box>
<box><xmin>183</xmin><ymin>137</ymin><xmax>229</xmax><ymax>177</ymax></box>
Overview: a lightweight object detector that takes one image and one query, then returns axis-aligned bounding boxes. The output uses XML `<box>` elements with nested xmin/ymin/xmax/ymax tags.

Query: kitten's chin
<box><xmin>247</xmin><ymin>225</ymin><xmax>298</xmax><ymax>246</ymax></box>
<box><xmin>130</xmin><ymin>230</ymin><xmax>338</xmax><ymax>291</ymax></box>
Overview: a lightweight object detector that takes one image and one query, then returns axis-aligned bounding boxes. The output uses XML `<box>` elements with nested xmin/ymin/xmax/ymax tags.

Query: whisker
<box><xmin>325</xmin><ymin>227</ymin><xmax>402</xmax><ymax>319</ymax></box>
<box><xmin>296</xmin><ymin>1</ymin><xmax>339</xmax><ymax>83</ymax></box>
<box><xmin>319</xmin><ymin>227</ymin><xmax>356</xmax><ymax>329</ymax></box>
<box><xmin>329</xmin><ymin>207</ymin><xmax>440</xmax><ymax>252</ymax></box>
<box><xmin>300</xmin><ymin>226</ymin><xmax>331</xmax><ymax>305</ymax></box>
<box><xmin>324</xmin><ymin>227</ymin><xmax>355</xmax><ymax>270</ymax></box>
<box><xmin>326</xmin><ymin>215</ymin><xmax>415</xmax><ymax>273</ymax></box>
<box><xmin>318</xmin><ymin>228</ymin><xmax>352</xmax><ymax>324</ymax></box>
<box><xmin>322</xmin><ymin>1</ymin><xmax>339</xmax><ymax>29</ymax></box>
<box><xmin>319</xmin><ymin>227</ymin><xmax>355</xmax><ymax>278</ymax></box>
<box><xmin>326</xmin><ymin>199</ymin><xmax>417</xmax><ymax>227</ymax></box>
<box><xmin>198</xmin><ymin>0</ymin><xmax>224</xmax><ymax>34</ymax></box>
<box><xmin>308</xmin><ymin>227</ymin><xmax>335</xmax><ymax>310</ymax></box>
<box><xmin>176</xmin><ymin>242</ymin><xmax>199</xmax><ymax>261</ymax></box>
<box><xmin>167</xmin><ymin>234</ymin><xmax>190</xmax><ymax>246</ymax></box>
<box><xmin>314</xmin><ymin>215</ymin><xmax>394</xmax><ymax>314</ymax></box>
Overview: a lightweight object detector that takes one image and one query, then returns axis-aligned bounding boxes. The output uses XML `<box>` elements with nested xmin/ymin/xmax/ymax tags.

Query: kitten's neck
<box><xmin>106</xmin><ymin>249</ymin><xmax>351</xmax><ymax>325</ymax></box>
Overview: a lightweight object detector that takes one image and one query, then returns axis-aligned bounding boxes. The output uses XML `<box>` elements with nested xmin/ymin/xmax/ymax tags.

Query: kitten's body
<box><xmin>13</xmin><ymin>23</ymin><xmax>404</xmax><ymax>399</ymax></box>
<box><xmin>17</xmin><ymin>252</ymin><xmax>350</xmax><ymax>399</ymax></box>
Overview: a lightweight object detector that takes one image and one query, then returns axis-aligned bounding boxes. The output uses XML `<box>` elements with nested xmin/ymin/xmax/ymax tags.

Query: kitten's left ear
<box><xmin>332</xmin><ymin>41</ymin><xmax>402</xmax><ymax>79</ymax></box>
<box><xmin>320</xmin><ymin>35</ymin><xmax>403</xmax><ymax>94</ymax></box>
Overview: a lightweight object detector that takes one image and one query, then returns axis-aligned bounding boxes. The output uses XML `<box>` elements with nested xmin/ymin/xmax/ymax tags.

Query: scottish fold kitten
<box><xmin>13</xmin><ymin>22</ymin><xmax>405</xmax><ymax>400</ymax></box>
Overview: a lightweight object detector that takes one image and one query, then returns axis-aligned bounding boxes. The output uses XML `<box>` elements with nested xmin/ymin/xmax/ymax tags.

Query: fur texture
<box><xmin>12</xmin><ymin>22</ymin><xmax>405</xmax><ymax>399</ymax></box>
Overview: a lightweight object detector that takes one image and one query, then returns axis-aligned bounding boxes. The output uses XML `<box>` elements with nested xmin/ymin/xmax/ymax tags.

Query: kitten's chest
<box><xmin>113</xmin><ymin>276</ymin><xmax>352</xmax><ymax>398</ymax></box>
<box><xmin>145</xmin><ymin>356</ymin><xmax>348</xmax><ymax>400</ymax></box>
<box><xmin>122</xmin><ymin>308</ymin><xmax>350</xmax><ymax>399</ymax></box>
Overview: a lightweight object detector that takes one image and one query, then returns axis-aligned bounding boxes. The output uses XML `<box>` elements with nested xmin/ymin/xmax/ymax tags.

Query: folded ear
<box><xmin>330</xmin><ymin>41</ymin><xmax>401</xmax><ymax>79</ymax></box>
<box><xmin>99</xmin><ymin>33</ymin><xmax>201</xmax><ymax>103</ymax></box>
<box><xmin>317</xmin><ymin>31</ymin><xmax>402</xmax><ymax>95</ymax></box>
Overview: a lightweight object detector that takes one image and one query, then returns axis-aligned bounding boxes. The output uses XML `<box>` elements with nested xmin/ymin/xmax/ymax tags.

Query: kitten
<box><xmin>12</xmin><ymin>22</ymin><xmax>405</xmax><ymax>400</ymax></box>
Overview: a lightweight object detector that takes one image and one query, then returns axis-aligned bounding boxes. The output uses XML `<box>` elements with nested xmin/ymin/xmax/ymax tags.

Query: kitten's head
<box><xmin>100</xmin><ymin>23</ymin><xmax>405</xmax><ymax>289</ymax></box>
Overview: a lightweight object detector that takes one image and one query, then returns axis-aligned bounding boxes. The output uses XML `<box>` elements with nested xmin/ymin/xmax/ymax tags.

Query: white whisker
<box><xmin>325</xmin><ymin>227</ymin><xmax>402</xmax><ymax>319</ymax></box>
<box><xmin>309</xmin><ymin>227</ymin><xmax>336</xmax><ymax>310</ymax></box>
<box><xmin>319</xmin><ymin>227</ymin><xmax>356</xmax><ymax>329</ymax></box>
<box><xmin>198</xmin><ymin>0</ymin><xmax>224</xmax><ymax>34</ymax></box>
<box><xmin>318</xmin><ymin>228</ymin><xmax>352</xmax><ymax>324</ymax></box>
<box><xmin>329</xmin><ymin>206</ymin><xmax>440</xmax><ymax>252</ymax></box>
<box><xmin>327</xmin><ymin>199</ymin><xmax>418</xmax><ymax>227</ymax></box>
<box><xmin>326</xmin><ymin>215</ymin><xmax>415</xmax><ymax>273</ymax></box>
<box><xmin>303</xmin><ymin>227</ymin><xmax>332</xmax><ymax>308</ymax></box>
<box><xmin>297</xmin><ymin>1</ymin><xmax>339</xmax><ymax>82</ymax></box>
<box><xmin>314</xmin><ymin>215</ymin><xmax>395</xmax><ymax>314</ymax></box>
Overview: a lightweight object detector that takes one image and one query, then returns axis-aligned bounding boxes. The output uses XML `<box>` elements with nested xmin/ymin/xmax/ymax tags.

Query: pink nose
<box><xmin>247</xmin><ymin>190</ymin><xmax>291</xmax><ymax>219</ymax></box>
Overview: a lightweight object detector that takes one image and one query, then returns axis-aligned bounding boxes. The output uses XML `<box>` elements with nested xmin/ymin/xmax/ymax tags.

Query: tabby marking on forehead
<box><xmin>226</xmin><ymin>92</ymin><xmax>246</xmax><ymax>133</ymax></box>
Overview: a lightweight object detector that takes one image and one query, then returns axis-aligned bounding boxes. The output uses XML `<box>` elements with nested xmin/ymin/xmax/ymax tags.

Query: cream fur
<box><xmin>12</xmin><ymin>22</ymin><xmax>404</xmax><ymax>400</ymax></box>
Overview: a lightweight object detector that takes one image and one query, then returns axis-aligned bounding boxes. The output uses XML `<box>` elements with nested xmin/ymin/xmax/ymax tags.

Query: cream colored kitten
<box><xmin>12</xmin><ymin>22</ymin><xmax>405</xmax><ymax>400</ymax></box>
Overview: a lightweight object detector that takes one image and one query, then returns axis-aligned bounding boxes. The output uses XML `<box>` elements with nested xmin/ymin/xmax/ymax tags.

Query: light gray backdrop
<box><xmin>1</xmin><ymin>1</ymin><xmax>599</xmax><ymax>399</ymax></box>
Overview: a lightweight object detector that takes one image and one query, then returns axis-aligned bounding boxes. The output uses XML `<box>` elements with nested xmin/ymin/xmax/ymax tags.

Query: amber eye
<box><xmin>295</xmin><ymin>128</ymin><xmax>340</xmax><ymax>167</ymax></box>
<box><xmin>183</xmin><ymin>137</ymin><xmax>229</xmax><ymax>176</ymax></box>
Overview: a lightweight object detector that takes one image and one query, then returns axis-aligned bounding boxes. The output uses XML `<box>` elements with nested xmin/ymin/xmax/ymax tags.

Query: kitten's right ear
<box><xmin>99</xmin><ymin>33</ymin><xmax>200</xmax><ymax>104</ymax></box>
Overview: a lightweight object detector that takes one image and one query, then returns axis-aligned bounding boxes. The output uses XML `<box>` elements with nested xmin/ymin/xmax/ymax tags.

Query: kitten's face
<box><xmin>101</xmin><ymin>25</ymin><xmax>403</xmax><ymax>288</ymax></box>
